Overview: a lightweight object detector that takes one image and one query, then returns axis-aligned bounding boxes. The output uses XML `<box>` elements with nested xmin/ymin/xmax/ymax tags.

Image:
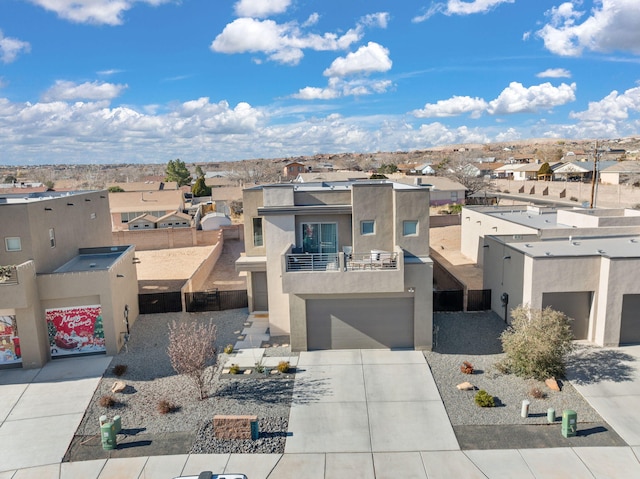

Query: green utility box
<box><xmin>562</xmin><ymin>409</ymin><xmax>577</xmax><ymax>438</ymax></box>
<box><xmin>250</xmin><ymin>419</ymin><xmax>259</xmax><ymax>440</ymax></box>
<box><xmin>99</xmin><ymin>415</ymin><xmax>122</xmax><ymax>450</ymax></box>
<box><xmin>100</xmin><ymin>421</ymin><xmax>117</xmax><ymax>450</ymax></box>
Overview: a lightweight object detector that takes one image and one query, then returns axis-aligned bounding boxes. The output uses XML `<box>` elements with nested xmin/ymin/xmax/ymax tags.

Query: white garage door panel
<box><xmin>307</xmin><ymin>298</ymin><xmax>413</xmax><ymax>350</ymax></box>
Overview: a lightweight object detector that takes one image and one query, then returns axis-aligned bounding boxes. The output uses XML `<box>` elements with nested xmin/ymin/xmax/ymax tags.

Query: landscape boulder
<box><xmin>545</xmin><ymin>377</ymin><xmax>561</xmax><ymax>391</ymax></box>
<box><xmin>111</xmin><ymin>381</ymin><xmax>126</xmax><ymax>393</ymax></box>
<box><xmin>457</xmin><ymin>381</ymin><xmax>475</xmax><ymax>391</ymax></box>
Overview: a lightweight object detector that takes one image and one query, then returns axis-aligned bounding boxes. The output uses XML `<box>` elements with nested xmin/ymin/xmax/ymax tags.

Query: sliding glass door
<box><xmin>302</xmin><ymin>223</ymin><xmax>337</xmax><ymax>254</ymax></box>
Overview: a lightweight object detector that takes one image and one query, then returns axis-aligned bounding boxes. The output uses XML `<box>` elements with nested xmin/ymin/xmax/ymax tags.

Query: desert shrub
<box><xmin>529</xmin><ymin>386</ymin><xmax>547</xmax><ymax>399</ymax></box>
<box><xmin>254</xmin><ymin>359</ymin><xmax>266</xmax><ymax>374</ymax></box>
<box><xmin>570</xmin><ymin>196</ymin><xmax>578</xmax><ymax>202</ymax></box>
<box><xmin>157</xmin><ymin>399</ymin><xmax>176</xmax><ymax>415</ymax></box>
<box><xmin>223</xmin><ymin>344</ymin><xmax>234</xmax><ymax>354</ymax></box>
<box><xmin>112</xmin><ymin>364</ymin><xmax>127</xmax><ymax>377</ymax></box>
<box><xmin>277</xmin><ymin>361</ymin><xmax>290</xmax><ymax>373</ymax></box>
<box><xmin>460</xmin><ymin>361</ymin><xmax>474</xmax><ymax>374</ymax></box>
<box><xmin>499</xmin><ymin>306</ymin><xmax>575</xmax><ymax>380</ymax></box>
<box><xmin>229</xmin><ymin>363</ymin><xmax>240</xmax><ymax>374</ymax></box>
<box><xmin>99</xmin><ymin>395</ymin><xmax>117</xmax><ymax>408</ymax></box>
<box><xmin>474</xmin><ymin>390</ymin><xmax>495</xmax><ymax>407</ymax></box>
<box><xmin>167</xmin><ymin>319</ymin><xmax>217</xmax><ymax>400</ymax></box>
<box><xmin>503</xmin><ymin>189</ymin><xmax>510</xmax><ymax>194</ymax></box>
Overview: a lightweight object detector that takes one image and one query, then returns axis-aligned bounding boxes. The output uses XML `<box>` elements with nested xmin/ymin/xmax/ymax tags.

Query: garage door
<box><xmin>542</xmin><ymin>292</ymin><xmax>592</xmax><ymax>340</ymax></box>
<box><xmin>306</xmin><ymin>297</ymin><xmax>414</xmax><ymax>350</ymax></box>
<box><xmin>620</xmin><ymin>294</ymin><xmax>640</xmax><ymax>344</ymax></box>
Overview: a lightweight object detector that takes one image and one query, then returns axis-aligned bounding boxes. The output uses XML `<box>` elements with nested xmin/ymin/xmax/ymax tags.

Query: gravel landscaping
<box><xmin>70</xmin><ymin>309</ymin><xmax>296</xmax><ymax>458</ymax></box>
<box><xmin>425</xmin><ymin>312</ymin><xmax>606</xmax><ymax>426</ymax></box>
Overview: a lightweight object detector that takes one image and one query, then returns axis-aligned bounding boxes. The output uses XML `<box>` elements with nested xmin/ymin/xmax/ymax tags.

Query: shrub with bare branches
<box><xmin>167</xmin><ymin>319</ymin><xmax>217</xmax><ymax>400</ymax></box>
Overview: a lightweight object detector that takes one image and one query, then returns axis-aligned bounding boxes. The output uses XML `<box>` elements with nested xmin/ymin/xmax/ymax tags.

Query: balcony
<box><xmin>282</xmin><ymin>246</ymin><xmax>404</xmax><ymax>295</ymax></box>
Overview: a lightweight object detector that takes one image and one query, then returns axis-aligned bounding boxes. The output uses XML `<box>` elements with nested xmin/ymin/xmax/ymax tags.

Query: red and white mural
<box><xmin>0</xmin><ymin>315</ymin><xmax>21</xmax><ymax>364</ymax></box>
<box><xmin>46</xmin><ymin>305</ymin><xmax>106</xmax><ymax>357</ymax></box>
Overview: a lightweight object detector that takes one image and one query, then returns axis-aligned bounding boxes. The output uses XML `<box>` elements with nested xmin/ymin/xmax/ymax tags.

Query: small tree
<box><xmin>108</xmin><ymin>186</ymin><xmax>125</xmax><ymax>193</ymax></box>
<box><xmin>167</xmin><ymin>319</ymin><xmax>217</xmax><ymax>400</ymax></box>
<box><xmin>191</xmin><ymin>176</ymin><xmax>211</xmax><ymax>197</ymax></box>
<box><xmin>165</xmin><ymin>158</ymin><xmax>193</xmax><ymax>187</ymax></box>
<box><xmin>499</xmin><ymin>306</ymin><xmax>575</xmax><ymax>380</ymax></box>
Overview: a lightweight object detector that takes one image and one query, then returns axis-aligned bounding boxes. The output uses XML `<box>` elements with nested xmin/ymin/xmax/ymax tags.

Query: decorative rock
<box><xmin>243</xmin><ymin>369</ymin><xmax>252</xmax><ymax>375</ymax></box>
<box><xmin>111</xmin><ymin>381</ymin><xmax>126</xmax><ymax>393</ymax></box>
<box><xmin>222</xmin><ymin>369</ymin><xmax>230</xmax><ymax>374</ymax></box>
<box><xmin>270</xmin><ymin>369</ymin><xmax>279</xmax><ymax>375</ymax></box>
<box><xmin>456</xmin><ymin>381</ymin><xmax>475</xmax><ymax>391</ymax></box>
<box><xmin>545</xmin><ymin>378</ymin><xmax>561</xmax><ymax>391</ymax></box>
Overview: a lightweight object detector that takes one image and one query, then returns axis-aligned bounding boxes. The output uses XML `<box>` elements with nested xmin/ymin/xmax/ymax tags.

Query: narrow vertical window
<box><xmin>49</xmin><ymin>228</ymin><xmax>56</xmax><ymax>248</ymax></box>
<box><xmin>253</xmin><ymin>218</ymin><xmax>263</xmax><ymax>247</ymax></box>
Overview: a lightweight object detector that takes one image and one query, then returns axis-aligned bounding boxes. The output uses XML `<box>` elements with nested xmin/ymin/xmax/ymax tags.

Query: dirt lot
<box><xmin>135</xmin><ymin>240</ymin><xmax>246</xmax><ymax>293</ymax></box>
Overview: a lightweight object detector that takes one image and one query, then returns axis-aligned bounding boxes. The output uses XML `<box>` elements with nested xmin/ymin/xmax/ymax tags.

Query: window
<box><xmin>5</xmin><ymin>237</ymin><xmax>21</xmax><ymax>252</ymax></box>
<box><xmin>361</xmin><ymin>220</ymin><xmax>375</xmax><ymax>235</ymax></box>
<box><xmin>403</xmin><ymin>220</ymin><xmax>418</xmax><ymax>236</ymax></box>
<box><xmin>49</xmin><ymin>228</ymin><xmax>56</xmax><ymax>248</ymax></box>
<box><xmin>451</xmin><ymin>192</ymin><xmax>458</xmax><ymax>202</ymax></box>
<box><xmin>302</xmin><ymin>223</ymin><xmax>337</xmax><ymax>253</ymax></box>
<box><xmin>253</xmin><ymin>218</ymin><xmax>263</xmax><ymax>247</ymax></box>
<box><xmin>90</xmin><ymin>212</ymin><xmax>96</xmax><ymax>219</ymax></box>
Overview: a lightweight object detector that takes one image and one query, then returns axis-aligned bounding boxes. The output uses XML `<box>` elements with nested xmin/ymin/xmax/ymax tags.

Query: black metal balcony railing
<box><xmin>285</xmin><ymin>251</ymin><xmax>399</xmax><ymax>272</ymax></box>
<box><xmin>286</xmin><ymin>253</ymin><xmax>339</xmax><ymax>272</ymax></box>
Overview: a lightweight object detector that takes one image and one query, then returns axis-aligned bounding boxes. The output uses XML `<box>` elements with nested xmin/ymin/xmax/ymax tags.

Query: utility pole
<box><xmin>589</xmin><ymin>141</ymin><xmax>599</xmax><ymax>208</ymax></box>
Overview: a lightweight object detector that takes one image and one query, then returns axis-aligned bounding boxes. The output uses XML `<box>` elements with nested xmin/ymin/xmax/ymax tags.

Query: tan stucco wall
<box><xmin>0</xmin><ymin>191</ymin><xmax>111</xmax><ymax>273</ymax></box>
<box><xmin>461</xmin><ymin>207</ymin><xmax>538</xmax><ymax>265</ymax></box>
<box><xmin>352</xmin><ymin>184</ymin><xmax>394</xmax><ymax>253</ymax></box>
<box><xmin>393</xmin><ymin>188</ymin><xmax>430</xmax><ymax>258</ymax></box>
<box><xmin>264</xmin><ymin>214</ymin><xmax>295</xmax><ymax>335</ymax></box>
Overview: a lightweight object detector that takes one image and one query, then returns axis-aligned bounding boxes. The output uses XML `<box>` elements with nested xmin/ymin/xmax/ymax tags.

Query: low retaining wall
<box><xmin>111</xmin><ymin>228</ymin><xmax>220</xmax><ymax>251</ymax></box>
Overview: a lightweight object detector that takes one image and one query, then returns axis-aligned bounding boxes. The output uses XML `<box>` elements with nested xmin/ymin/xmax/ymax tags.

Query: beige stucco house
<box><xmin>236</xmin><ymin>180</ymin><xmax>433</xmax><ymax>351</ymax></box>
<box><xmin>462</xmin><ymin>205</ymin><xmax>640</xmax><ymax>346</ymax></box>
<box><xmin>0</xmin><ymin>191</ymin><xmax>139</xmax><ymax>368</ymax></box>
<box><xmin>108</xmin><ymin>189</ymin><xmax>185</xmax><ymax>230</ymax></box>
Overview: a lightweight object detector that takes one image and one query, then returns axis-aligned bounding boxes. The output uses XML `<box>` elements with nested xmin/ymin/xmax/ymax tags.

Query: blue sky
<box><xmin>1</xmin><ymin>0</ymin><xmax>640</xmax><ymax>165</ymax></box>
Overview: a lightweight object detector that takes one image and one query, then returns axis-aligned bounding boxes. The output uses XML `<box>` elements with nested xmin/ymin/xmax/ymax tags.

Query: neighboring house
<box><xmin>294</xmin><ymin>171</ymin><xmax>370</xmax><ymax>183</ymax></box>
<box><xmin>511</xmin><ymin>163</ymin><xmax>545</xmax><ymax>181</ymax></box>
<box><xmin>157</xmin><ymin>211</ymin><xmax>191</xmax><ymax>228</ymax></box>
<box><xmin>553</xmin><ymin>161</ymin><xmax>617</xmax><ymax>181</ymax></box>
<box><xmin>107</xmin><ymin>181</ymin><xmax>178</xmax><ymax>191</ymax></box>
<box><xmin>284</xmin><ymin>161</ymin><xmax>307</xmax><ymax>180</ymax></box>
<box><xmin>128</xmin><ymin>213</ymin><xmax>158</xmax><ymax>230</ymax></box>
<box><xmin>108</xmin><ymin>189</ymin><xmax>185</xmax><ymax>230</ymax></box>
<box><xmin>462</xmin><ymin>205</ymin><xmax>640</xmax><ymax>347</ymax></box>
<box><xmin>393</xmin><ymin>176</ymin><xmax>466</xmax><ymax>206</ymax></box>
<box><xmin>600</xmin><ymin>161</ymin><xmax>640</xmax><ymax>185</ymax></box>
<box><xmin>0</xmin><ymin>190</ymin><xmax>139</xmax><ymax>368</ymax></box>
<box><xmin>236</xmin><ymin>180</ymin><xmax>433</xmax><ymax>351</ymax></box>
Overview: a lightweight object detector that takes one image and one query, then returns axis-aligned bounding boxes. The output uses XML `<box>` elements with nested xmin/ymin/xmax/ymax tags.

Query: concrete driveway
<box><xmin>0</xmin><ymin>355</ymin><xmax>111</xmax><ymax>473</ymax></box>
<box><xmin>568</xmin><ymin>344</ymin><xmax>640</xmax><ymax>447</ymax></box>
<box><xmin>285</xmin><ymin>349</ymin><xmax>459</xmax><ymax>454</ymax></box>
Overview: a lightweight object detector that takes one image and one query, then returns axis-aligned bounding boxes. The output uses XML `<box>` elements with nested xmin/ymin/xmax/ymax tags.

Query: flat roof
<box><xmin>508</xmin><ymin>235</ymin><xmax>640</xmax><ymax>259</ymax></box>
<box><xmin>54</xmin><ymin>251</ymin><xmax>126</xmax><ymax>273</ymax></box>
<box><xmin>0</xmin><ymin>190</ymin><xmax>95</xmax><ymax>204</ymax></box>
<box><xmin>250</xmin><ymin>180</ymin><xmax>426</xmax><ymax>192</ymax></box>
<box><xmin>486</xmin><ymin>209</ymin><xmax>564</xmax><ymax>230</ymax></box>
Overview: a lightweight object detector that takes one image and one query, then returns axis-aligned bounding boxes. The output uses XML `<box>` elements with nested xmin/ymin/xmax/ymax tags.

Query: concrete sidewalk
<box><xmin>4</xmin><ymin>347</ymin><xmax>640</xmax><ymax>478</ymax></box>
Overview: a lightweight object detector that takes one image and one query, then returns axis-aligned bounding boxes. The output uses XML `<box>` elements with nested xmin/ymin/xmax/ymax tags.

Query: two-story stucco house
<box><xmin>236</xmin><ymin>180</ymin><xmax>433</xmax><ymax>352</ymax></box>
<box><xmin>0</xmin><ymin>190</ymin><xmax>139</xmax><ymax>368</ymax></box>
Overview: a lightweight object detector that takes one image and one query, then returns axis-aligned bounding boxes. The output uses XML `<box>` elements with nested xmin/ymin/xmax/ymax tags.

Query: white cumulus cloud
<box><xmin>487</xmin><ymin>81</ymin><xmax>576</xmax><ymax>114</ymax></box>
<box><xmin>27</xmin><ymin>0</ymin><xmax>174</xmax><ymax>26</ymax></box>
<box><xmin>537</xmin><ymin>68</ymin><xmax>572</xmax><ymax>78</ymax></box>
<box><xmin>0</xmin><ymin>30</ymin><xmax>31</xmax><ymax>63</ymax></box>
<box><xmin>234</xmin><ymin>0</ymin><xmax>291</xmax><ymax>18</ymax></box>
<box><xmin>569</xmin><ymin>85</ymin><xmax>640</xmax><ymax>122</ymax></box>
<box><xmin>42</xmin><ymin>81</ymin><xmax>128</xmax><ymax>101</ymax></box>
<box><xmin>413</xmin><ymin>0</ymin><xmax>514</xmax><ymax>22</ymax></box>
<box><xmin>211</xmin><ymin>13</ymin><xmax>387</xmax><ymax>65</ymax></box>
<box><xmin>537</xmin><ymin>0</ymin><xmax>640</xmax><ymax>56</ymax></box>
<box><xmin>293</xmin><ymin>77</ymin><xmax>393</xmax><ymax>100</ymax></box>
<box><xmin>413</xmin><ymin>96</ymin><xmax>488</xmax><ymax>118</ymax></box>
<box><xmin>323</xmin><ymin>42</ymin><xmax>392</xmax><ymax>77</ymax></box>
